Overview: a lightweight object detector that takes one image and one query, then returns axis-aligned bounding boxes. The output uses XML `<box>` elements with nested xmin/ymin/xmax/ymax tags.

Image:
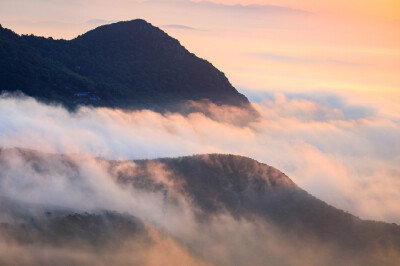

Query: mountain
<box><xmin>0</xmin><ymin>148</ymin><xmax>399</xmax><ymax>265</ymax></box>
<box><xmin>126</xmin><ymin>155</ymin><xmax>400</xmax><ymax>251</ymax></box>
<box><xmin>0</xmin><ymin>19</ymin><xmax>253</xmax><ymax>112</ymax></box>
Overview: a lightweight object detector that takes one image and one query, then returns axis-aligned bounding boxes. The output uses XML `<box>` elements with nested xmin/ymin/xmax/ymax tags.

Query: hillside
<box><xmin>0</xmin><ymin>148</ymin><xmax>399</xmax><ymax>265</ymax></box>
<box><xmin>0</xmin><ymin>20</ymin><xmax>252</xmax><ymax>112</ymax></box>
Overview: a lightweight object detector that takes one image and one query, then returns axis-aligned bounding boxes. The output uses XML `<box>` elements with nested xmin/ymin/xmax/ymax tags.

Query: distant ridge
<box><xmin>0</xmin><ymin>19</ymin><xmax>253</xmax><ymax>113</ymax></box>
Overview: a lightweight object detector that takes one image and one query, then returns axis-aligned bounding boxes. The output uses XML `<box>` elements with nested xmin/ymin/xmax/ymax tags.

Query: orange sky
<box><xmin>200</xmin><ymin>0</ymin><xmax>400</xmax><ymax>20</ymax></box>
<box><xmin>0</xmin><ymin>0</ymin><xmax>399</xmax><ymax>110</ymax></box>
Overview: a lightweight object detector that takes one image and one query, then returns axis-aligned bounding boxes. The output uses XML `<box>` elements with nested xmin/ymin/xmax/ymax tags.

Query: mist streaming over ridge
<box><xmin>1</xmin><ymin>148</ymin><xmax>399</xmax><ymax>265</ymax></box>
<box><xmin>0</xmin><ymin>93</ymin><xmax>399</xmax><ymax>224</ymax></box>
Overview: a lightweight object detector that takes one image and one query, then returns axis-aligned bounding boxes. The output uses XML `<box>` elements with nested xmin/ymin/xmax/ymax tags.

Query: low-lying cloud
<box><xmin>0</xmin><ymin>93</ymin><xmax>399</xmax><ymax>224</ymax></box>
<box><xmin>1</xmin><ymin>148</ymin><xmax>398</xmax><ymax>266</ymax></box>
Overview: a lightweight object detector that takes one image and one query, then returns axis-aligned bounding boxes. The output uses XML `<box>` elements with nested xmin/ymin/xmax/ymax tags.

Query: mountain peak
<box><xmin>0</xmin><ymin>19</ymin><xmax>254</xmax><ymax>113</ymax></box>
<box><xmin>77</xmin><ymin>19</ymin><xmax>162</xmax><ymax>38</ymax></box>
<box><xmin>74</xmin><ymin>18</ymin><xmax>187</xmax><ymax>61</ymax></box>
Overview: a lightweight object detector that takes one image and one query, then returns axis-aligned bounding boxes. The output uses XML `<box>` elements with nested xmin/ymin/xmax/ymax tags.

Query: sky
<box><xmin>0</xmin><ymin>0</ymin><xmax>399</xmax><ymax>223</ymax></box>
<box><xmin>0</xmin><ymin>0</ymin><xmax>399</xmax><ymax>106</ymax></box>
<box><xmin>198</xmin><ymin>0</ymin><xmax>400</xmax><ymax>19</ymax></box>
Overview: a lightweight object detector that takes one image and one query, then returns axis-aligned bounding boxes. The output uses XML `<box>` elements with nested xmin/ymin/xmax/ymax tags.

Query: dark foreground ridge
<box><xmin>0</xmin><ymin>20</ymin><xmax>252</xmax><ymax>112</ymax></box>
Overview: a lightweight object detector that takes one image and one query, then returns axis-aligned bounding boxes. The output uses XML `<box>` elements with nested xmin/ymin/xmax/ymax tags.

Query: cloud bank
<box><xmin>0</xmin><ymin>93</ymin><xmax>399</xmax><ymax>224</ymax></box>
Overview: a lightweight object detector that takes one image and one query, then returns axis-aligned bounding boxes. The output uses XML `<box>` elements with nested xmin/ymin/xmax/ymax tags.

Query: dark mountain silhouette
<box><xmin>0</xmin><ymin>20</ymin><xmax>253</xmax><ymax>112</ymax></box>
<box><xmin>0</xmin><ymin>148</ymin><xmax>399</xmax><ymax>265</ymax></box>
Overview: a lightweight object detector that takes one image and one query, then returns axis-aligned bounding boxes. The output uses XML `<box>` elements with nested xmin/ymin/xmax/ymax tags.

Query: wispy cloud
<box><xmin>185</xmin><ymin>1</ymin><xmax>312</xmax><ymax>15</ymax></box>
<box><xmin>85</xmin><ymin>19</ymin><xmax>118</xmax><ymax>25</ymax></box>
<box><xmin>161</xmin><ymin>24</ymin><xmax>198</xmax><ymax>30</ymax></box>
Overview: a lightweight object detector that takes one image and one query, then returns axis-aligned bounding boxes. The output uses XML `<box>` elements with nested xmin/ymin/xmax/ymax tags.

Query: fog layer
<box><xmin>1</xmin><ymin>94</ymin><xmax>398</xmax><ymax>223</ymax></box>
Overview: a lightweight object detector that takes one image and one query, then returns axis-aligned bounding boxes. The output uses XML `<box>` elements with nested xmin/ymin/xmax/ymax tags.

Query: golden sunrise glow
<box><xmin>1</xmin><ymin>0</ymin><xmax>398</xmax><ymax>107</ymax></box>
<box><xmin>199</xmin><ymin>0</ymin><xmax>400</xmax><ymax>19</ymax></box>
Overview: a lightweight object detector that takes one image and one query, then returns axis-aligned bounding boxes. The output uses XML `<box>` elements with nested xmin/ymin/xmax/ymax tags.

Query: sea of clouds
<box><xmin>0</xmin><ymin>92</ymin><xmax>399</xmax><ymax>224</ymax></box>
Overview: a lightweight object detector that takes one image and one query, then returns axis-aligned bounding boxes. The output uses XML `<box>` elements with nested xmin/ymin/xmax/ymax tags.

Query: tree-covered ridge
<box><xmin>1</xmin><ymin>148</ymin><xmax>399</xmax><ymax>265</ymax></box>
<box><xmin>0</xmin><ymin>20</ymin><xmax>251</xmax><ymax>111</ymax></box>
